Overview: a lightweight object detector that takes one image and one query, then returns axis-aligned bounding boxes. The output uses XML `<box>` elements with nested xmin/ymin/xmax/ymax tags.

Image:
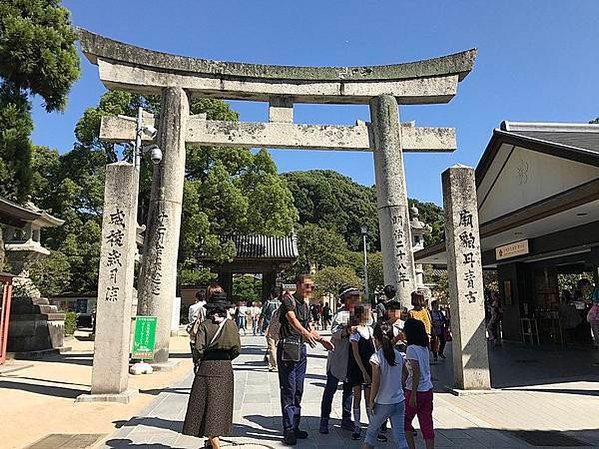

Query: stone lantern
<box><xmin>410</xmin><ymin>206</ymin><xmax>432</xmax><ymax>288</ymax></box>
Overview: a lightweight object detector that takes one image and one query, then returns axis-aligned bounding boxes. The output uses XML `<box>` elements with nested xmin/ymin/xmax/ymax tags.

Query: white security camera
<box><xmin>142</xmin><ymin>124</ymin><xmax>158</xmax><ymax>139</ymax></box>
<box><xmin>143</xmin><ymin>144</ymin><xmax>163</xmax><ymax>165</ymax></box>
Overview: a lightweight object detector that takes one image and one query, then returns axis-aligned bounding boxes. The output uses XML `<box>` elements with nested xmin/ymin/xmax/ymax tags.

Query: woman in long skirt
<box><xmin>183</xmin><ymin>292</ymin><xmax>241</xmax><ymax>449</ymax></box>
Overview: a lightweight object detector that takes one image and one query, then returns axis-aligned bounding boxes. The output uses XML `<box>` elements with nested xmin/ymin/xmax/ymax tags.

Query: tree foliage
<box><xmin>0</xmin><ymin>0</ymin><xmax>80</xmax><ymax>202</ymax></box>
<box><xmin>296</xmin><ymin>223</ymin><xmax>350</xmax><ymax>274</ymax></box>
<box><xmin>283</xmin><ymin>170</ymin><xmax>380</xmax><ymax>251</ymax></box>
<box><xmin>232</xmin><ymin>275</ymin><xmax>261</xmax><ymax>303</ymax></box>
<box><xmin>314</xmin><ymin>266</ymin><xmax>362</xmax><ymax>300</ymax></box>
<box><xmin>284</xmin><ymin>170</ymin><xmax>445</xmax><ymax>251</ymax></box>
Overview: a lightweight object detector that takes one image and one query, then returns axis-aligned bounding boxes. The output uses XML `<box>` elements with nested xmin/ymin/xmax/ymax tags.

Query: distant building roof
<box><xmin>199</xmin><ymin>234</ymin><xmax>299</xmax><ymax>261</ymax></box>
<box><xmin>501</xmin><ymin>121</ymin><xmax>599</xmax><ymax>155</ymax></box>
<box><xmin>0</xmin><ymin>197</ymin><xmax>64</xmax><ymax>228</ymax></box>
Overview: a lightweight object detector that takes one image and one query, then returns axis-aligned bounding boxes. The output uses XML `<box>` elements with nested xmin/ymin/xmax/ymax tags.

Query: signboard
<box><xmin>131</xmin><ymin>316</ymin><xmax>157</xmax><ymax>359</ymax></box>
<box><xmin>495</xmin><ymin>239</ymin><xmax>529</xmax><ymax>261</ymax></box>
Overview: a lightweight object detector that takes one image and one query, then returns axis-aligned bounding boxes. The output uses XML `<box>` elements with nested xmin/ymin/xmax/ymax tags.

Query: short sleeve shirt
<box><xmin>279</xmin><ymin>293</ymin><xmax>310</xmax><ymax>340</ymax></box>
<box><xmin>370</xmin><ymin>349</ymin><xmax>405</xmax><ymax>404</ymax></box>
<box><xmin>405</xmin><ymin>345</ymin><xmax>433</xmax><ymax>392</ymax></box>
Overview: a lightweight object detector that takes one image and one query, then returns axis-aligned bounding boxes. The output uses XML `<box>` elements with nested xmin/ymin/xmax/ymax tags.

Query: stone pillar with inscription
<box><xmin>370</xmin><ymin>95</ymin><xmax>416</xmax><ymax>306</ymax></box>
<box><xmin>80</xmin><ymin>162</ymin><xmax>139</xmax><ymax>403</ymax></box>
<box><xmin>442</xmin><ymin>164</ymin><xmax>490</xmax><ymax>391</ymax></box>
<box><xmin>138</xmin><ymin>87</ymin><xmax>189</xmax><ymax>366</ymax></box>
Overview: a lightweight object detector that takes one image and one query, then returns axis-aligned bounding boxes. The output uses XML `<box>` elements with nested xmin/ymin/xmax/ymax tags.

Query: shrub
<box><xmin>64</xmin><ymin>311</ymin><xmax>77</xmax><ymax>336</ymax></box>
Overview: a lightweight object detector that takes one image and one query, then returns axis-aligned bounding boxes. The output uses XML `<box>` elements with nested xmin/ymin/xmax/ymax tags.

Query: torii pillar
<box><xmin>370</xmin><ymin>95</ymin><xmax>416</xmax><ymax>305</ymax></box>
<box><xmin>137</xmin><ymin>87</ymin><xmax>189</xmax><ymax>366</ymax></box>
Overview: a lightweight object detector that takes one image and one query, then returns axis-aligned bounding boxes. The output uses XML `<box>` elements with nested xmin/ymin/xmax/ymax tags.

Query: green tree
<box><xmin>283</xmin><ymin>170</ymin><xmax>379</xmax><ymax>251</ymax></box>
<box><xmin>314</xmin><ymin>266</ymin><xmax>362</xmax><ymax>300</ymax></box>
<box><xmin>295</xmin><ymin>223</ymin><xmax>349</xmax><ymax>274</ymax></box>
<box><xmin>284</xmin><ymin>170</ymin><xmax>446</xmax><ymax>250</ymax></box>
<box><xmin>26</xmin><ymin>250</ymin><xmax>71</xmax><ymax>296</ymax></box>
<box><xmin>0</xmin><ymin>0</ymin><xmax>80</xmax><ymax>201</ymax></box>
<box><xmin>233</xmin><ymin>275</ymin><xmax>261</xmax><ymax>303</ymax></box>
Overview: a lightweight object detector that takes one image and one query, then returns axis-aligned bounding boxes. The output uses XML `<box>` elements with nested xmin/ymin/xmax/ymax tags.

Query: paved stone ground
<box><xmin>100</xmin><ymin>335</ymin><xmax>599</xmax><ymax>449</ymax></box>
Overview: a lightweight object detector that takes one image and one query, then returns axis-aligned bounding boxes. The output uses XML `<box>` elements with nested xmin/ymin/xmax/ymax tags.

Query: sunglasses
<box><xmin>304</xmin><ymin>284</ymin><xmax>315</xmax><ymax>291</ymax></box>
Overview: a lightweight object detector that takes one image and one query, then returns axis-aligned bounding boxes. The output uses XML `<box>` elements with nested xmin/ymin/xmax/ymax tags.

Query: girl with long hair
<box><xmin>360</xmin><ymin>321</ymin><xmax>408</xmax><ymax>449</ymax></box>
<box><xmin>403</xmin><ymin>318</ymin><xmax>435</xmax><ymax>449</ymax></box>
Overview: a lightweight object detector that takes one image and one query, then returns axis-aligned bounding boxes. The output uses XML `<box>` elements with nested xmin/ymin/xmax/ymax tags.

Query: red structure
<box><xmin>0</xmin><ymin>273</ymin><xmax>14</xmax><ymax>365</ymax></box>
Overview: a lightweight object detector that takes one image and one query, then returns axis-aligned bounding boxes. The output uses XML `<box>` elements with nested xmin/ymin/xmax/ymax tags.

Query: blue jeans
<box><xmin>277</xmin><ymin>343</ymin><xmax>307</xmax><ymax>430</ymax></box>
<box><xmin>320</xmin><ymin>370</ymin><xmax>352</xmax><ymax>421</ymax></box>
<box><xmin>365</xmin><ymin>401</ymin><xmax>408</xmax><ymax>449</ymax></box>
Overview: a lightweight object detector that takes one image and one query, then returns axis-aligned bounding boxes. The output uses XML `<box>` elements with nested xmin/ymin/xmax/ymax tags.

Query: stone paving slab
<box><xmin>99</xmin><ymin>335</ymin><xmax>599</xmax><ymax>449</ymax></box>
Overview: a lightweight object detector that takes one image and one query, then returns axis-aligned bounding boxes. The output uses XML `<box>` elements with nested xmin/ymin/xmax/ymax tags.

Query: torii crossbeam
<box><xmin>79</xmin><ymin>28</ymin><xmax>476</xmax><ymax>368</ymax></box>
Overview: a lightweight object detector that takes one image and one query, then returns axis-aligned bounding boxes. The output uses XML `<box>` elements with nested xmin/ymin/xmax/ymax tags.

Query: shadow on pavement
<box><xmin>0</xmin><ymin>380</ymin><xmax>87</xmax><ymax>398</ymax></box>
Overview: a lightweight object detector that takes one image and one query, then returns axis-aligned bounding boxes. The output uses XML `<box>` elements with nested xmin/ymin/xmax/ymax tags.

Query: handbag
<box><xmin>281</xmin><ymin>335</ymin><xmax>303</xmax><ymax>362</ymax></box>
<box><xmin>444</xmin><ymin>326</ymin><xmax>453</xmax><ymax>342</ymax></box>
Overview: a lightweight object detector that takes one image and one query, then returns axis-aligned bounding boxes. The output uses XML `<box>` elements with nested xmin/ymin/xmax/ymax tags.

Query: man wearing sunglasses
<box><xmin>278</xmin><ymin>274</ymin><xmax>333</xmax><ymax>445</ymax></box>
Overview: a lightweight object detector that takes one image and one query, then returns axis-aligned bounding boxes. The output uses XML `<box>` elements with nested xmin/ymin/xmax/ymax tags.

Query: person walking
<box><xmin>319</xmin><ymin>285</ymin><xmax>360</xmax><ymax>434</ymax></box>
<box><xmin>322</xmin><ymin>302</ymin><xmax>332</xmax><ymax>330</ymax></box>
<box><xmin>187</xmin><ymin>284</ymin><xmax>223</xmax><ymax>366</ymax></box>
<box><xmin>278</xmin><ymin>275</ymin><xmax>333</xmax><ymax>445</ymax></box>
<box><xmin>487</xmin><ymin>296</ymin><xmax>503</xmax><ymax>346</ymax></box>
<box><xmin>261</xmin><ymin>288</ymin><xmax>282</xmax><ymax>371</ymax></box>
<box><xmin>237</xmin><ymin>301</ymin><xmax>248</xmax><ymax>335</ymax></box>
<box><xmin>408</xmin><ymin>292</ymin><xmax>432</xmax><ymax>338</ymax></box>
<box><xmin>348</xmin><ymin>304</ymin><xmax>376</xmax><ymax>441</ymax></box>
<box><xmin>250</xmin><ymin>301</ymin><xmax>261</xmax><ymax>336</ymax></box>
<box><xmin>587</xmin><ymin>288</ymin><xmax>599</xmax><ymax>348</ymax></box>
<box><xmin>403</xmin><ymin>319</ymin><xmax>435</xmax><ymax>449</ymax></box>
<box><xmin>430</xmin><ymin>300</ymin><xmax>447</xmax><ymax>361</ymax></box>
<box><xmin>182</xmin><ymin>292</ymin><xmax>241</xmax><ymax>449</ymax></box>
<box><xmin>360</xmin><ymin>321</ymin><xmax>409</xmax><ymax>449</ymax></box>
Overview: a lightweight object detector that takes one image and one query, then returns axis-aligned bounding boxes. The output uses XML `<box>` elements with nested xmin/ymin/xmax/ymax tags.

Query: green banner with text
<box><xmin>132</xmin><ymin>316</ymin><xmax>157</xmax><ymax>359</ymax></box>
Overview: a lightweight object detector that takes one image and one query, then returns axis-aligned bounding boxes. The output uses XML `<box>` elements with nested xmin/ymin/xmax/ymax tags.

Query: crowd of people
<box><xmin>559</xmin><ymin>278</ymin><xmax>599</xmax><ymax>346</ymax></box>
<box><xmin>183</xmin><ymin>277</ymin><xmax>450</xmax><ymax>449</ymax></box>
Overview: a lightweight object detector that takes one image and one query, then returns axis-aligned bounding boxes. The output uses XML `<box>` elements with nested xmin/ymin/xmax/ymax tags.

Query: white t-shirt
<box><xmin>405</xmin><ymin>345</ymin><xmax>433</xmax><ymax>392</ymax></box>
<box><xmin>350</xmin><ymin>325</ymin><xmax>373</xmax><ymax>343</ymax></box>
<box><xmin>188</xmin><ymin>301</ymin><xmax>206</xmax><ymax>323</ymax></box>
<box><xmin>391</xmin><ymin>319</ymin><xmax>405</xmax><ymax>338</ymax></box>
<box><xmin>370</xmin><ymin>348</ymin><xmax>405</xmax><ymax>404</ymax></box>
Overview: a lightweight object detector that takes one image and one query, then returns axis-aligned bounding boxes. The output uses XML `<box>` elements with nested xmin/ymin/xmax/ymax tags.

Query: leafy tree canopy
<box><xmin>0</xmin><ymin>0</ymin><xmax>80</xmax><ymax>202</ymax></box>
<box><xmin>314</xmin><ymin>266</ymin><xmax>362</xmax><ymax>300</ymax></box>
<box><xmin>0</xmin><ymin>0</ymin><xmax>80</xmax><ymax>111</ymax></box>
<box><xmin>284</xmin><ymin>169</ymin><xmax>445</xmax><ymax>250</ymax></box>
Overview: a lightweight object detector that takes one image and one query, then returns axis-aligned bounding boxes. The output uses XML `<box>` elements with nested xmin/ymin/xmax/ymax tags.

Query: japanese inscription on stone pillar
<box><xmin>391</xmin><ymin>213</ymin><xmax>412</xmax><ymax>289</ymax></box>
<box><xmin>442</xmin><ymin>164</ymin><xmax>490</xmax><ymax>390</ymax></box>
<box><xmin>89</xmin><ymin>162</ymin><xmax>139</xmax><ymax>397</ymax></box>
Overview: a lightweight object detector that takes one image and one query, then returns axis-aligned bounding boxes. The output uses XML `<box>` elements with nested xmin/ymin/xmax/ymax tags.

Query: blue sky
<box><xmin>31</xmin><ymin>1</ymin><xmax>599</xmax><ymax>205</ymax></box>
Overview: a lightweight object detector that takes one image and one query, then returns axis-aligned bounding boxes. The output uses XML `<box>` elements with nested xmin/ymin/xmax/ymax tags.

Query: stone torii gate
<box><xmin>79</xmin><ymin>29</ymin><xmax>476</xmax><ymax>365</ymax></box>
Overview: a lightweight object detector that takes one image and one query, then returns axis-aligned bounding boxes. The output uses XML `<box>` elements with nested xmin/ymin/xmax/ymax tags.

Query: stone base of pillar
<box><xmin>149</xmin><ymin>359</ymin><xmax>182</xmax><ymax>372</ymax></box>
<box><xmin>75</xmin><ymin>388</ymin><xmax>139</xmax><ymax>404</ymax></box>
<box><xmin>445</xmin><ymin>386</ymin><xmax>498</xmax><ymax>396</ymax></box>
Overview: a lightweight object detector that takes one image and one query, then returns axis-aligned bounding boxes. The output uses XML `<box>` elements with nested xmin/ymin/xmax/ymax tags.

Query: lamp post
<box><xmin>361</xmin><ymin>225</ymin><xmax>370</xmax><ymax>306</ymax></box>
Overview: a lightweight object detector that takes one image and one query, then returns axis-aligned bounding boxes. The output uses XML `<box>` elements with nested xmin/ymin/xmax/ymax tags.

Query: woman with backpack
<box><xmin>182</xmin><ymin>292</ymin><xmax>241</xmax><ymax>449</ymax></box>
